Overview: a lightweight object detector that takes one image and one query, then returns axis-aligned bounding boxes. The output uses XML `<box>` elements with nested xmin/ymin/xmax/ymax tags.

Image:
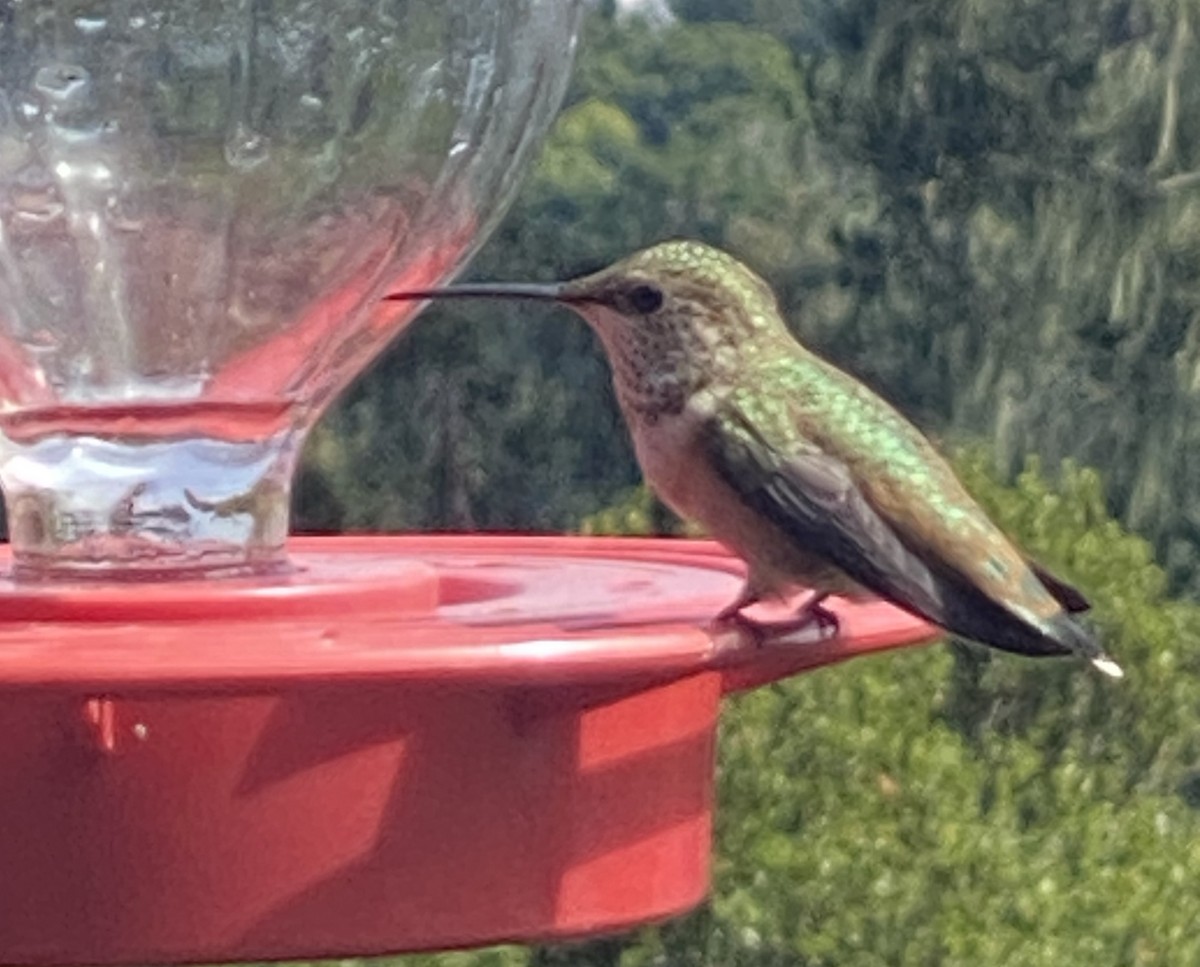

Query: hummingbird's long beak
<box><xmin>384</xmin><ymin>282</ymin><xmax>569</xmax><ymax>303</ymax></box>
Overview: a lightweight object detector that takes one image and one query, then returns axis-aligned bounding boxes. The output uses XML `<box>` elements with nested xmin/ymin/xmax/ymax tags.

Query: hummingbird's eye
<box><xmin>627</xmin><ymin>284</ymin><xmax>664</xmax><ymax>314</ymax></box>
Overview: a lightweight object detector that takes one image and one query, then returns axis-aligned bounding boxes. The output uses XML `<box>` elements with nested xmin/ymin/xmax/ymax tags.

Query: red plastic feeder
<box><xmin>0</xmin><ymin>535</ymin><xmax>936</xmax><ymax>964</ymax></box>
<box><xmin>0</xmin><ymin>5</ymin><xmax>939</xmax><ymax>961</ymax></box>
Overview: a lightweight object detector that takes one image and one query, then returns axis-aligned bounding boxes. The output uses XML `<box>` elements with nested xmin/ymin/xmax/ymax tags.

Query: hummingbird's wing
<box><xmin>703</xmin><ymin>402</ymin><xmax>1082</xmax><ymax>658</ymax></box>
<box><xmin>1026</xmin><ymin>560</ymin><xmax>1090</xmax><ymax>613</ymax></box>
<box><xmin>704</xmin><ymin>404</ymin><xmax>951</xmax><ymax>627</ymax></box>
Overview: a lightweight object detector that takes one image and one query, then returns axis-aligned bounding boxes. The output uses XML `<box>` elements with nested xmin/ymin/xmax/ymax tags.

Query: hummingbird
<box><xmin>384</xmin><ymin>240</ymin><xmax>1123</xmax><ymax>678</ymax></box>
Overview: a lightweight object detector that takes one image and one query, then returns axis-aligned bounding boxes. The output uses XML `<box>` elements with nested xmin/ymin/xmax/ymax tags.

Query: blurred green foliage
<box><xmin>288</xmin><ymin>0</ymin><xmax>1200</xmax><ymax>963</ymax></box>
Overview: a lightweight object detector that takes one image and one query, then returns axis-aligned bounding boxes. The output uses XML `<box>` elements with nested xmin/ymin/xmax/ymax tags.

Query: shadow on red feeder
<box><xmin>0</xmin><ymin>535</ymin><xmax>937</xmax><ymax>964</ymax></box>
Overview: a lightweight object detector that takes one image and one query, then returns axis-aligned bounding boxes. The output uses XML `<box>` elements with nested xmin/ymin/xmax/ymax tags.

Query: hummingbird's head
<box><xmin>384</xmin><ymin>239</ymin><xmax>787</xmax><ymax>414</ymax></box>
<box><xmin>555</xmin><ymin>239</ymin><xmax>781</xmax><ymax>349</ymax></box>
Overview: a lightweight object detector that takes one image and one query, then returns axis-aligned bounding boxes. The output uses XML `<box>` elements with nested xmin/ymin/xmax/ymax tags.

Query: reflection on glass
<box><xmin>0</xmin><ymin>0</ymin><xmax>581</xmax><ymax>577</ymax></box>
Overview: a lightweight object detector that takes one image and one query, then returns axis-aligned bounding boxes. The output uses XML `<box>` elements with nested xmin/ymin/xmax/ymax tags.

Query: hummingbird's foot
<box><xmin>714</xmin><ymin>583</ymin><xmax>762</xmax><ymax>623</ymax></box>
<box><xmin>800</xmin><ymin>599</ymin><xmax>840</xmax><ymax>639</ymax></box>
<box><xmin>755</xmin><ymin>592</ymin><xmax>839</xmax><ymax>642</ymax></box>
<box><xmin>710</xmin><ymin>592</ymin><xmax>839</xmax><ymax>648</ymax></box>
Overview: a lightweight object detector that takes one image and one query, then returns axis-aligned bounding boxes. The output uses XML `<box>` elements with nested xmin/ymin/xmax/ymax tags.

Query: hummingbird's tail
<box><xmin>1039</xmin><ymin>612</ymin><xmax>1124</xmax><ymax>679</ymax></box>
<box><xmin>954</xmin><ymin>597</ymin><xmax>1123</xmax><ymax>678</ymax></box>
<box><xmin>933</xmin><ymin>573</ymin><xmax>1123</xmax><ymax>678</ymax></box>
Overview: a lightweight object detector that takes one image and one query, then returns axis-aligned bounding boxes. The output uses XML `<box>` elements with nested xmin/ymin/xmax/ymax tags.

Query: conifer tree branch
<box><xmin>1149</xmin><ymin>8</ymin><xmax>1190</xmax><ymax>175</ymax></box>
<box><xmin>1157</xmin><ymin>168</ymin><xmax>1200</xmax><ymax>193</ymax></box>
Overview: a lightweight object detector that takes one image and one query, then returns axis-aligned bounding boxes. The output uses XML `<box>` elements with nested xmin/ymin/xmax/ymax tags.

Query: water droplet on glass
<box><xmin>33</xmin><ymin>65</ymin><xmax>91</xmax><ymax>104</ymax></box>
<box><xmin>224</xmin><ymin>124</ymin><xmax>269</xmax><ymax>169</ymax></box>
<box><xmin>10</xmin><ymin>167</ymin><xmax>65</xmax><ymax>225</ymax></box>
<box><xmin>12</xmin><ymin>201</ymin><xmax>65</xmax><ymax>225</ymax></box>
<box><xmin>33</xmin><ymin>65</ymin><xmax>98</xmax><ymax>133</ymax></box>
<box><xmin>22</xmin><ymin>329</ymin><xmax>60</xmax><ymax>352</ymax></box>
<box><xmin>74</xmin><ymin>15</ymin><xmax>108</xmax><ymax>35</ymax></box>
<box><xmin>107</xmin><ymin>196</ymin><xmax>145</xmax><ymax>233</ymax></box>
<box><xmin>53</xmin><ymin>159</ymin><xmax>112</xmax><ymax>187</ymax></box>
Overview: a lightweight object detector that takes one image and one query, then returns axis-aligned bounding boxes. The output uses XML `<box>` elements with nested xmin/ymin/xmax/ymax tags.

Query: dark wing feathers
<box><xmin>1027</xmin><ymin>560</ymin><xmax>1090</xmax><ymax>613</ymax></box>
<box><xmin>705</xmin><ymin>406</ymin><xmax>950</xmax><ymax>627</ymax></box>
<box><xmin>704</xmin><ymin>405</ymin><xmax>1075</xmax><ymax>659</ymax></box>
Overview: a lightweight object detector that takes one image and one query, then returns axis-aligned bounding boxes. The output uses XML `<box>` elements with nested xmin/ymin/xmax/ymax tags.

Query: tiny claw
<box><xmin>752</xmin><ymin>604</ymin><xmax>840</xmax><ymax>644</ymax></box>
<box><xmin>715</xmin><ymin>583</ymin><xmax>762</xmax><ymax>624</ymax></box>
<box><xmin>805</xmin><ymin>601</ymin><xmax>841</xmax><ymax>639</ymax></box>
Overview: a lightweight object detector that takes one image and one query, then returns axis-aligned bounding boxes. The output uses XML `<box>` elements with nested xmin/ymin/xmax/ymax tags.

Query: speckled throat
<box><xmin>584</xmin><ymin>284</ymin><xmax>759</xmax><ymax>424</ymax></box>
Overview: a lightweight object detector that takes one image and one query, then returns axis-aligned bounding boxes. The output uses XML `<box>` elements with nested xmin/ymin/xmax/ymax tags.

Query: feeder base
<box><xmin>0</xmin><ymin>536</ymin><xmax>934</xmax><ymax>965</ymax></box>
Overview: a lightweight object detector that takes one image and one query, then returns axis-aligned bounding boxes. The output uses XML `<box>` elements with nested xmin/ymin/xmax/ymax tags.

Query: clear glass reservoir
<box><xmin>0</xmin><ymin>0</ymin><xmax>581</xmax><ymax>577</ymax></box>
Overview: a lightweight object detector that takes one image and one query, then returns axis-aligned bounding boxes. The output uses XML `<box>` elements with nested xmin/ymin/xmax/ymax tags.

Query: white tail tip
<box><xmin>1091</xmin><ymin>656</ymin><xmax>1124</xmax><ymax>679</ymax></box>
